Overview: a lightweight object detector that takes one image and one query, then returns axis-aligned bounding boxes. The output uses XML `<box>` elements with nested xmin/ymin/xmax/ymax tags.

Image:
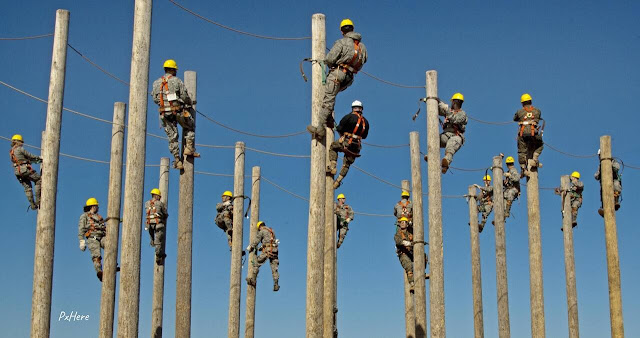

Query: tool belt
<box><xmin>340</xmin><ymin>133</ymin><xmax>362</xmax><ymax>158</ymax></box>
<box><xmin>338</xmin><ymin>64</ymin><xmax>357</xmax><ymax>74</ymax></box>
<box><xmin>518</xmin><ymin>120</ymin><xmax>539</xmax><ymax>137</ymax></box>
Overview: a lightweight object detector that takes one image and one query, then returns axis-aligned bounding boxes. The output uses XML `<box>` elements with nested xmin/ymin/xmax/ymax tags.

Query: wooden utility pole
<box><xmin>151</xmin><ymin>157</ymin><xmax>170</xmax><ymax>338</ymax></box>
<box><xmin>244</xmin><ymin>166</ymin><xmax>261</xmax><ymax>338</ymax></box>
<box><xmin>402</xmin><ymin>180</ymin><xmax>416</xmax><ymax>338</ymax></box>
<box><xmin>492</xmin><ymin>156</ymin><xmax>510</xmax><ymax>338</ymax></box>
<box><xmin>410</xmin><ymin>132</ymin><xmax>427</xmax><ymax>337</ymax></box>
<box><xmin>30</xmin><ymin>9</ymin><xmax>69</xmax><ymax>338</ymax></box>
<box><xmin>175</xmin><ymin>70</ymin><xmax>196</xmax><ymax>337</ymax></box>
<box><xmin>116</xmin><ymin>0</ymin><xmax>152</xmax><ymax>336</ymax></box>
<box><xmin>599</xmin><ymin>135</ymin><xmax>624</xmax><ymax>337</ymax></box>
<box><xmin>526</xmin><ymin>165</ymin><xmax>545</xmax><ymax>337</ymax></box>
<box><xmin>560</xmin><ymin>175</ymin><xmax>579</xmax><ymax>338</ymax></box>
<box><xmin>306</xmin><ymin>13</ymin><xmax>326</xmax><ymax>338</ymax></box>
<box><xmin>467</xmin><ymin>185</ymin><xmax>484</xmax><ymax>338</ymax></box>
<box><xmin>228</xmin><ymin>141</ymin><xmax>246</xmax><ymax>338</ymax></box>
<box><xmin>425</xmin><ymin>70</ymin><xmax>445</xmax><ymax>337</ymax></box>
<box><xmin>98</xmin><ymin>102</ymin><xmax>126</xmax><ymax>338</ymax></box>
<box><xmin>323</xmin><ymin>124</ymin><xmax>336</xmax><ymax>338</ymax></box>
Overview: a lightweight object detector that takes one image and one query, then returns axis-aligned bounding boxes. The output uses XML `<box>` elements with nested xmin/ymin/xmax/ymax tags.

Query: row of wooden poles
<box><xmin>28</xmin><ymin>6</ymin><xmax>624</xmax><ymax>338</ymax></box>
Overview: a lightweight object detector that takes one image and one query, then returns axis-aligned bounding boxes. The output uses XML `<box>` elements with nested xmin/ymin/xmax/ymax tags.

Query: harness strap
<box><xmin>85</xmin><ymin>213</ymin><xmax>106</xmax><ymax>238</ymax></box>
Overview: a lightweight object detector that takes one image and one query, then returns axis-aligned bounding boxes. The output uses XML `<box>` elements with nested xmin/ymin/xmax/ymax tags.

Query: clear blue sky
<box><xmin>1</xmin><ymin>0</ymin><xmax>639</xmax><ymax>337</ymax></box>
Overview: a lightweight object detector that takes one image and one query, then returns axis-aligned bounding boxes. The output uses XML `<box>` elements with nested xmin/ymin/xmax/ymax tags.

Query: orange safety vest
<box><xmin>146</xmin><ymin>200</ymin><xmax>161</xmax><ymax>225</ymax></box>
<box><xmin>85</xmin><ymin>213</ymin><xmax>106</xmax><ymax>238</ymax></box>
<box><xmin>518</xmin><ymin>106</ymin><xmax>538</xmax><ymax>137</ymax></box>
<box><xmin>339</xmin><ymin>40</ymin><xmax>363</xmax><ymax>74</ymax></box>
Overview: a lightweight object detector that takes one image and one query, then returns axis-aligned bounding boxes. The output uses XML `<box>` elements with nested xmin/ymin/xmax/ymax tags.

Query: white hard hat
<box><xmin>351</xmin><ymin>100</ymin><xmax>363</xmax><ymax>108</ymax></box>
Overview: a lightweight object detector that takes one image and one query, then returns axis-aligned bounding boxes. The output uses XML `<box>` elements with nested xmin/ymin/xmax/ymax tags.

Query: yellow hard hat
<box><xmin>451</xmin><ymin>93</ymin><xmax>464</xmax><ymax>102</ymax></box>
<box><xmin>340</xmin><ymin>19</ymin><xmax>354</xmax><ymax>29</ymax></box>
<box><xmin>257</xmin><ymin>221</ymin><xmax>264</xmax><ymax>229</ymax></box>
<box><xmin>11</xmin><ymin>134</ymin><xmax>23</xmax><ymax>142</ymax></box>
<box><xmin>222</xmin><ymin>190</ymin><xmax>233</xmax><ymax>197</ymax></box>
<box><xmin>150</xmin><ymin>188</ymin><xmax>161</xmax><ymax>196</ymax></box>
<box><xmin>505</xmin><ymin>156</ymin><xmax>515</xmax><ymax>164</ymax></box>
<box><xmin>163</xmin><ymin>59</ymin><xmax>178</xmax><ymax>69</ymax></box>
<box><xmin>85</xmin><ymin>197</ymin><xmax>99</xmax><ymax>207</ymax></box>
<box><xmin>571</xmin><ymin>171</ymin><xmax>581</xmax><ymax>179</ymax></box>
<box><xmin>337</xmin><ymin>193</ymin><xmax>345</xmax><ymax>200</ymax></box>
<box><xmin>483</xmin><ymin>175</ymin><xmax>491</xmax><ymax>182</ymax></box>
<box><xmin>401</xmin><ymin>190</ymin><xmax>410</xmax><ymax>197</ymax></box>
<box><xmin>521</xmin><ymin>93</ymin><xmax>532</xmax><ymax>103</ymax></box>
<box><xmin>398</xmin><ymin>217</ymin><xmax>409</xmax><ymax>223</ymax></box>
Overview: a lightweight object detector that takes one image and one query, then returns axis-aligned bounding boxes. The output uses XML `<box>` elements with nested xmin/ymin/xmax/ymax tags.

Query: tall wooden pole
<box><xmin>228</xmin><ymin>141</ymin><xmax>246</xmax><ymax>338</ymax></box>
<box><xmin>244</xmin><ymin>166</ymin><xmax>261</xmax><ymax>338</ymax></box>
<box><xmin>306</xmin><ymin>13</ymin><xmax>326</xmax><ymax>338</ymax></box>
<box><xmin>98</xmin><ymin>102</ymin><xmax>126</xmax><ymax>338</ymax></box>
<box><xmin>560</xmin><ymin>175</ymin><xmax>579</xmax><ymax>338</ymax></box>
<box><xmin>599</xmin><ymin>135</ymin><xmax>624</xmax><ymax>337</ymax></box>
<box><xmin>402</xmin><ymin>180</ymin><xmax>416</xmax><ymax>338</ymax></box>
<box><xmin>323</xmin><ymin>125</ymin><xmax>336</xmax><ymax>338</ymax></box>
<box><xmin>175</xmin><ymin>70</ymin><xmax>196</xmax><ymax>337</ymax></box>
<box><xmin>30</xmin><ymin>9</ymin><xmax>69</xmax><ymax>338</ymax></box>
<box><xmin>425</xmin><ymin>70</ymin><xmax>445</xmax><ymax>337</ymax></box>
<box><xmin>151</xmin><ymin>157</ymin><xmax>170</xmax><ymax>338</ymax></box>
<box><xmin>492</xmin><ymin>156</ymin><xmax>510</xmax><ymax>338</ymax></box>
<box><xmin>526</xmin><ymin>167</ymin><xmax>545</xmax><ymax>337</ymax></box>
<box><xmin>410</xmin><ymin>132</ymin><xmax>428</xmax><ymax>337</ymax></box>
<box><xmin>116</xmin><ymin>0</ymin><xmax>152</xmax><ymax>335</ymax></box>
<box><xmin>467</xmin><ymin>186</ymin><xmax>484</xmax><ymax>338</ymax></box>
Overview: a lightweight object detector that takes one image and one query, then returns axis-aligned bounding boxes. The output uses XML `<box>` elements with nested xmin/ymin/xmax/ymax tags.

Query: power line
<box><xmin>67</xmin><ymin>43</ymin><xmax>131</xmax><ymax>87</ymax></box>
<box><xmin>0</xmin><ymin>33</ymin><xmax>53</xmax><ymax>41</ymax></box>
<box><xmin>194</xmin><ymin>110</ymin><xmax>307</xmax><ymax>139</ymax></box>
<box><xmin>543</xmin><ymin>141</ymin><xmax>598</xmax><ymax>159</ymax></box>
<box><xmin>362</xmin><ymin>142</ymin><xmax>409</xmax><ymax>149</ymax></box>
<box><xmin>359</xmin><ymin>70</ymin><xmax>424</xmax><ymax>89</ymax></box>
<box><xmin>467</xmin><ymin>115</ymin><xmax>514</xmax><ymax>126</ymax></box>
<box><xmin>168</xmin><ymin>0</ymin><xmax>311</xmax><ymax>41</ymax></box>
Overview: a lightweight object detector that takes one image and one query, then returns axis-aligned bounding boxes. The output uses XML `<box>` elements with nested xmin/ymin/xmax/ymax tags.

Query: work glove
<box><xmin>35</xmin><ymin>157</ymin><xmax>43</xmax><ymax>163</ymax></box>
<box><xmin>275</xmin><ymin>239</ymin><xmax>280</xmax><ymax>246</ymax></box>
<box><xmin>79</xmin><ymin>239</ymin><xmax>86</xmax><ymax>251</ymax></box>
<box><xmin>346</xmin><ymin>218</ymin><xmax>351</xmax><ymax>223</ymax></box>
<box><xmin>223</xmin><ymin>201</ymin><xmax>231</xmax><ymax>206</ymax></box>
<box><xmin>246</xmin><ymin>245</ymin><xmax>254</xmax><ymax>253</ymax></box>
<box><xmin>402</xmin><ymin>240</ymin><xmax>412</xmax><ymax>247</ymax></box>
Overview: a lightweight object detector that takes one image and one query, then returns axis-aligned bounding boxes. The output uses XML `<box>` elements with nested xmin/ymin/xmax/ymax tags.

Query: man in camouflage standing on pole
<box><xmin>514</xmin><ymin>93</ymin><xmax>543</xmax><ymax>176</ymax></box>
<box><xmin>8</xmin><ymin>134</ymin><xmax>42</xmax><ymax>210</ymax></box>
<box><xmin>335</xmin><ymin>193</ymin><xmax>354</xmax><ymax>248</ymax></box>
<box><xmin>145</xmin><ymin>188</ymin><xmax>168</xmax><ymax>264</ymax></box>
<box><xmin>78</xmin><ymin>198</ymin><xmax>107</xmax><ymax>281</ymax></box>
<box><xmin>503</xmin><ymin>156</ymin><xmax>520</xmax><ymax>218</ymax></box>
<box><xmin>246</xmin><ymin>221</ymin><xmax>280</xmax><ymax>291</ymax></box>
<box><xmin>474</xmin><ymin>175</ymin><xmax>493</xmax><ymax>233</ymax></box>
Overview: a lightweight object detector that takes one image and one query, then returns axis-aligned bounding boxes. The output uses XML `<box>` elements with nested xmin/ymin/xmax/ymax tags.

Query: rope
<box><xmin>352</xmin><ymin>164</ymin><xmax>404</xmax><ymax>190</ymax></box>
<box><xmin>195</xmin><ymin>110</ymin><xmax>306</xmax><ymax>138</ymax></box>
<box><xmin>467</xmin><ymin>115</ymin><xmax>514</xmax><ymax>126</ymax></box>
<box><xmin>450</xmin><ymin>166</ymin><xmax>487</xmax><ymax>172</ymax></box>
<box><xmin>359</xmin><ymin>70</ymin><xmax>425</xmax><ymax>89</ymax></box>
<box><xmin>262</xmin><ymin>176</ymin><xmax>309</xmax><ymax>202</ymax></box>
<box><xmin>67</xmin><ymin>44</ymin><xmax>131</xmax><ymax>87</ymax></box>
<box><xmin>194</xmin><ymin>171</ymin><xmax>234</xmax><ymax>178</ymax></box>
<box><xmin>168</xmin><ymin>0</ymin><xmax>311</xmax><ymax>41</ymax></box>
<box><xmin>0</xmin><ymin>33</ymin><xmax>53</xmax><ymax>40</ymax></box>
<box><xmin>624</xmin><ymin>163</ymin><xmax>640</xmax><ymax>170</ymax></box>
<box><xmin>362</xmin><ymin>142</ymin><xmax>409</xmax><ymax>149</ymax></box>
<box><xmin>245</xmin><ymin>147</ymin><xmax>310</xmax><ymax>158</ymax></box>
<box><xmin>543</xmin><ymin>142</ymin><xmax>598</xmax><ymax>159</ymax></box>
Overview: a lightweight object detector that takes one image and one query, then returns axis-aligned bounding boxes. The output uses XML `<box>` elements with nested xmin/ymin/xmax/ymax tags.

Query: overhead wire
<box><xmin>0</xmin><ymin>33</ymin><xmax>53</xmax><ymax>40</ymax></box>
<box><xmin>67</xmin><ymin>43</ymin><xmax>131</xmax><ymax>87</ymax></box>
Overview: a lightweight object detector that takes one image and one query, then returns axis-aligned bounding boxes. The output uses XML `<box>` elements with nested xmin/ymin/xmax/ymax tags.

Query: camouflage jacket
<box><xmin>216</xmin><ymin>201</ymin><xmax>233</xmax><ymax>219</ymax></box>
<box><xmin>145</xmin><ymin>199</ymin><xmax>168</xmax><ymax>225</ymax></box>
<box><xmin>570</xmin><ymin>179</ymin><xmax>584</xmax><ymax>198</ymax></box>
<box><xmin>151</xmin><ymin>73</ymin><xmax>192</xmax><ymax>110</ymax></box>
<box><xmin>249</xmin><ymin>226</ymin><xmax>278</xmax><ymax>252</ymax></box>
<box><xmin>594</xmin><ymin>160</ymin><xmax>621</xmax><ymax>183</ymax></box>
<box><xmin>504</xmin><ymin>166</ymin><xmax>521</xmax><ymax>190</ymax></box>
<box><xmin>335</xmin><ymin>202</ymin><xmax>354</xmax><ymax>223</ymax></box>
<box><xmin>438</xmin><ymin>102</ymin><xmax>467</xmax><ymax>134</ymax></box>
<box><xmin>325</xmin><ymin>31</ymin><xmax>368</xmax><ymax>72</ymax></box>
<box><xmin>393</xmin><ymin>198</ymin><xmax>413</xmax><ymax>220</ymax></box>
<box><xmin>394</xmin><ymin>227</ymin><xmax>414</xmax><ymax>256</ymax></box>
<box><xmin>78</xmin><ymin>211</ymin><xmax>106</xmax><ymax>240</ymax></box>
<box><xmin>513</xmin><ymin>106</ymin><xmax>542</xmax><ymax>137</ymax></box>
<box><xmin>478</xmin><ymin>185</ymin><xmax>493</xmax><ymax>205</ymax></box>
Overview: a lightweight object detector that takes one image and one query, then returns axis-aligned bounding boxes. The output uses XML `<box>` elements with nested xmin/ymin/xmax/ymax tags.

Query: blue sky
<box><xmin>1</xmin><ymin>0</ymin><xmax>639</xmax><ymax>337</ymax></box>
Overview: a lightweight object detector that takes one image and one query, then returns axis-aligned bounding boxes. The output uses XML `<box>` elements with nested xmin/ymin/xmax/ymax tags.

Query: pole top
<box><xmin>235</xmin><ymin>141</ymin><xmax>245</xmax><ymax>147</ymax></box>
<box><xmin>312</xmin><ymin>13</ymin><xmax>326</xmax><ymax>20</ymax></box>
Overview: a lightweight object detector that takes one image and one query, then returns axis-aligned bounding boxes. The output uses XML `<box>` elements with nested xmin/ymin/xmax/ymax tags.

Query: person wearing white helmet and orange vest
<box><xmin>152</xmin><ymin>59</ymin><xmax>200</xmax><ymax>170</ymax></box>
<box><xmin>474</xmin><ymin>175</ymin><xmax>493</xmax><ymax>233</ymax></box>
<box><xmin>503</xmin><ymin>156</ymin><xmax>521</xmax><ymax>218</ymax></box>
<box><xmin>9</xmin><ymin>134</ymin><xmax>42</xmax><ymax>210</ymax></box>
<box><xmin>335</xmin><ymin>193</ymin><xmax>354</xmax><ymax>248</ymax></box>
<box><xmin>327</xmin><ymin>100</ymin><xmax>369</xmax><ymax>189</ymax></box>
<box><xmin>514</xmin><ymin>93</ymin><xmax>543</xmax><ymax>176</ymax></box>
<box><xmin>307</xmin><ymin>18</ymin><xmax>368</xmax><ymax>139</ymax></box>
<box><xmin>78</xmin><ymin>198</ymin><xmax>107</xmax><ymax>281</ymax></box>
<box><xmin>424</xmin><ymin>93</ymin><xmax>468</xmax><ymax>174</ymax></box>
<box><xmin>145</xmin><ymin>188</ymin><xmax>168</xmax><ymax>264</ymax></box>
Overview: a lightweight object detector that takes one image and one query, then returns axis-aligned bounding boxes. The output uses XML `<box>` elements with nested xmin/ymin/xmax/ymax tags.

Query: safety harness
<box><xmin>442</xmin><ymin>109</ymin><xmax>465</xmax><ymax>136</ymax></box>
<box><xmin>341</xmin><ymin>112</ymin><xmax>366</xmax><ymax>158</ymax></box>
<box><xmin>158</xmin><ymin>75</ymin><xmax>184</xmax><ymax>115</ymax></box>
<box><xmin>84</xmin><ymin>213</ymin><xmax>106</xmax><ymax>238</ymax></box>
<box><xmin>337</xmin><ymin>204</ymin><xmax>351</xmax><ymax>224</ymax></box>
<box><xmin>259</xmin><ymin>227</ymin><xmax>278</xmax><ymax>259</ymax></box>
<box><xmin>518</xmin><ymin>106</ymin><xmax>539</xmax><ymax>137</ymax></box>
<box><xmin>146</xmin><ymin>200</ymin><xmax>161</xmax><ymax>226</ymax></box>
<box><xmin>338</xmin><ymin>39</ymin><xmax>364</xmax><ymax>74</ymax></box>
<box><xmin>397</xmin><ymin>200</ymin><xmax>412</xmax><ymax>220</ymax></box>
<box><xmin>10</xmin><ymin>146</ymin><xmax>35</xmax><ymax>175</ymax></box>
<box><xmin>397</xmin><ymin>230</ymin><xmax>414</xmax><ymax>257</ymax></box>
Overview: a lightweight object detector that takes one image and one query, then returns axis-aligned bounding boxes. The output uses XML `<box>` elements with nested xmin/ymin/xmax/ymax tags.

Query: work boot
<box><xmin>527</xmin><ymin>159</ymin><xmax>538</xmax><ymax>172</ymax></box>
<box><xmin>425</xmin><ymin>273</ymin><xmax>430</xmax><ymax>280</ymax></box>
<box><xmin>273</xmin><ymin>280</ymin><xmax>280</xmax><ymax>292</ymax></box>
<box><xmin>598</xmin><ymin>208</ymin><xmax>604</xmax><ymax>217</ymax></box>
<box><xmin>306</xmin><ymin>124</ymin><xmax>325</xmax><ymax>140</ymax></box>
<box><xmin>97</xmin><ymin>270</ymin><xmax>103</xmax><ymax>282</ymax></box>
<box><xmin>478</xmin><ymin>221</ymin><xmax>485</xmax><ymax>233</ymax></box>
<box><xmin>184</xmin><ymin>139</ymin><xmax>200</xmax><ymax>158</ymax></box>
<box><xmin>326</xmin><ymin>160</ymin><xmax>337</xmax><ymax>176</ymax></box>
<box><xmin>173</xmin><ymin>159</ymin><xmax>184</xmax><ymax>170</ymax></box>
<box><xmin>441</xmin><ymin>158</ymin><xmax>449</xmax><ymax>174</ymax></box>
<box><xmin>423</xmin><ymin>154</ymin><xmax>428</xmax><ymax>162</ymax></box>
<box><xmin>336</xmin><ymin>237</ymin><xmax>344</xmax><ymax>249</ymax></box>
<box><xmin>246</xmin><ymin>277</ymin><xmax>256</xmax><ymax>287</ymax></box>
<box><xmin>333</xmin><ymin>175</ymin><xmax>344</xmax><ymax>189</ymax></box>
<box><xmin>505</xmin><ymin>201</ymin><xmax>512</xmax><ymax>218</ymax></box>
<box><xmin>156</xmin><ymin>253</ymin><xmax>167</xmax><ymax>265</ymax></box>
<box><xmin>408</xmin><ymin>272</ymin><xmax>415</xmax><ymax>291</ymax></box>
<box><xmin>29</xmin><ymin>201</ymin><xmax>38</xmax><ymax>210</ymax></box>
<box><xmin>615</xmin><ymin>202</ymin><xmax>620</xmax><ymax>211</ymax></box>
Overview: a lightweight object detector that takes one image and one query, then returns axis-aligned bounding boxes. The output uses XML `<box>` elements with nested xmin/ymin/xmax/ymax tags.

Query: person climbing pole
<box><xmin>394</xmin><ymin>217</ymin><xmax>429</xmax><ymax>292</ymax></box>
<box><xmin>474</xmin><ymin>175</ymin><xmax>493</xmax><ymax>233</ymax></box>
<box><xmin>594</xmin><ymin>151</ymin><xmax>622</xmax><ymax>217</ymax></box>
<box><xmin>327</xmin><ymin>100</ymin><xmax>369</xmax><ymax>189</ymax></box>
<box><xmin>335</xmin><ymin>193</ymin><xmax>354</xmax><ymax>248</ymax></box>
<box><xmin>307</xmin><ymin>19</ymin><xmax>368</xmax><ymax>139</ymax></box>
<box><xmin>503</xmin><ymin>156</ymin><xmax>520</xmax><ymax>218</ymax></box>
<box><xmin>423</xmin><ymin>93</ymin><xmax>468</xmax><ymax>174</ymax></box>
<box><xmin>9</xmin><ymin>134</ymin><xmax>42</xmax><ymax>210</ymax></box>
<box><xmin>145</xmin><ymin>188</ymin><xmax>168</xmax><ymax>264</ymax></box>
<box><xmin>215</xmin><ymin>190</ymin><xmax>235</xmax><ymax>249</ymax></box>
<box><xmin>394</xmin><ymin>190</ymin><xmax>413</xmax><ymax>228</ymax></box>
<box><xmin>78</xmin><ymin>198</ymin><xmax>107</xmax><ymax>281</ymax></box>
<box><xmin>514</xmin><ymin>93</ymin><xmax>543</xmax><ymax>177</ymax></box>
<box><xmin>152</xmin><ymin>59</ymin><xmax>199</xmax><ymax>170</ymax></box>
<box><xmin>568</xmin><ymin>171</ymin><xmax>584</xmax><ymax>227</ymax></box>
<box><xmin>246</xmin><ymin>221</ymin><xmax>280</xmax><ymax>291</ymax></box>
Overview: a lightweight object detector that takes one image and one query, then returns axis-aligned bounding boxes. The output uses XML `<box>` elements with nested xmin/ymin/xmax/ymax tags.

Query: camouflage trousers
<box><xmin>215</xmin><ymin>213</ymin><xmax>233</xmax><ymax>242</ymax></box>
<box><xmin>504</xmin><ymin>187</ymin><xmax>519</xmax><ymax>214</ymax></box>
<box><xmin>440</xmin><ymin>132</ymin><xmax>463</xmax><ymax>163</ymax></box>
<box><xmin>87</xmin><ymin>236</ymin><xmax>105</xmax><ymax>273</ymax></box>
<box><xmin>319</xmin><ymin>69</ymin><xmax>354</xmax><ymax>127</ymax></box>
<box><xmin>571</xmin><ymin>197</ymin><xmax>582</xmax><ymax>223</ymax></box>
<box><xmin>14</xmin><ymin>166</ymin><xmax>41</xmax><ymax>205</ymax></box>
<box><xmin>337</xmin><ymin>221</ymin><xmax>349</xmax><ymax>247</ymax></box>
<box><xmin>478</xmin><ymin>201</ymin><xmax>493</xmax><ymax>224</ymax></box>
<box><xmin>160</xmin><ymin>110</ymin><xmax>195</xmax><ymax>159</ymax></box>
<box><xmin>599</xmin><ymin>181</ymin><xmax>622</xmax><ymax>206</ymax></box>
<box><xmin>148</xmin><ymin>222</ymin><xmax>165</xmax><ymax>257</ymax></box>
<box><xmin>517</xmin><ymin>135</ymin><xmax>543</xmax><ymax>166</ymax></box>
<box><xmin>248</xmin><ymin>248</ymin><xmax>279</xmax><ymax>283</ymax></box>
<box><xmin>398</xmin><ymin>252</ymin><xmax>428</xmax><ymax>279</ymax></box>
<box><xmin>329</xmin><ymin>136</ymin><xmax>361</xmax><ymax>177</ymax></box>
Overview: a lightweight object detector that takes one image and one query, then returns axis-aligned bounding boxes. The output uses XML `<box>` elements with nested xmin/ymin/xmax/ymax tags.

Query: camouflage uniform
<box><xmin>438</xmin><ymin>101</ymin><xmax>467</xmax><ymax>166</ymax></box>
<box><xmin>503</xmin><ymin>165</ymin><xmax>521</xmax><ymax>218</ymax></box>
<box><xmin>145</xmin><ymin>198</ymin><xmax>168</xmax><ymax>260</ymax></box>
<box><xmin>215</xmin><ymin>200</ymin><xmax>234</xmax><ymax>246</ymax></box>
<box><xmin>318</xmin><ymin>31</ymin><xmax>368</xmax><ymax>128</ymax></box>
<box><xmin>78</xmin><ymin>211</ymin><xmax>106</xmax><ymax>276</ymax></box>
<box><xmin>594</xmin><ymin>160</ymin><xmax>622</xmax><ymax>213</ymax></box>
<box><xmin>477</xmin><ymin>185</ymin><xmax>493</xmax><ymax>232</ymax></box>
<box><xmin>569</xmin><ymin>177</ymin><xmax>584</xmax><ymax>226</ymax></box>
<box><xmin>152</xmin><ymin>73</ymin><xmax>196</xmax><ymax>164</ymax></box>
<box><xmin>246</xmin><ymin>225</ymin><xmax>279</xmax><ymax>289</ymax></box>
<box><xmin>9</xmin><ymin>143</ymin><xmax>42</xmax><ymax>209</ymax></box>
<box><xmin>513</xmin><ymin>106</ymin><xmax>543</xmax><ymax>169</ymax></box>
<box><xmin>394</xmin><ymin>226</ymin><xmax>428</xmax><ymax>289</ymax></box>
<box><xmin>335</xmin><ymin>201</ymin><xmax>354</xmax><ymax>248</ymax></box>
